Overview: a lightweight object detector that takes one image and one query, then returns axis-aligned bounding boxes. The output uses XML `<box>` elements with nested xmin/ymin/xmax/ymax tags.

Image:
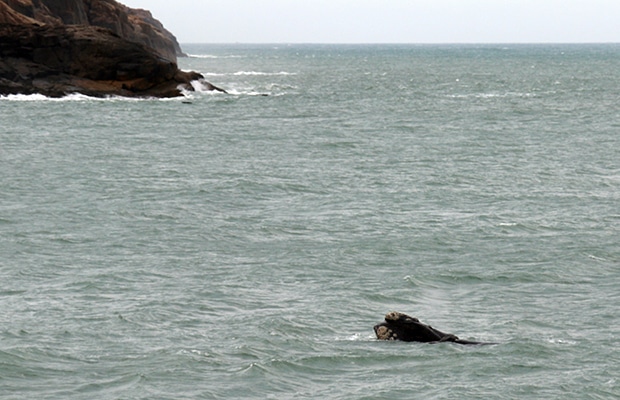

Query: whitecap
<box><xmin>446</xmin><ymin>92</ymin><xmax>535</xmax><ymax>99</ymax></box>
<box><xmin>187</xmin><ymin>54</ymin><xmax>219</xmax><ymax>59</ymax></box>
<box><xmin>1</xmin><ymin>93</ymin><xmax>99</xmax><ymax>102</ymax></box>
<box><xmin>0</xmin><ymin>92</ymin><xmax>169</xmax><ymax>102</ymax></box>
<box><xmin>548</xmin><ymin>338</ymin><xmax>578</xmax><ymax>345</ymax></box>
<box><xmin>225</xmin><ymin>89</ymin><xmax>271</xmax><ymax>96</ymax></box>
<box><xmin>186</xmin><ymin>54</ymin><xmax>245</xmax><ymax>59</ymax></box>
<box><xmin>335</xmin><ymin>333</ymin><xmax>376</xmax><ymax>341</ymax></box>
<box><xmin>193</xmin><ymin>71</ymin><xmax>296</xmax><ymax>78</ymax></box>
<box><xmin>233</xmin><ymin>71</ymin><xmax>296</xmax><ymax>76</ymax></box>
<box><xmin>587</xmin><ymin>254</ymin><xmax>608</xmax><ymax>262</ymax></box>
<box><xmin>186</xmin><ymin>80</ymin><xmax>228</xmax><ymax>96</ymax></box>
<box><xmin>1</xmin><ymin>93</ymin><xmax>50</xmax><ymax>101</ymax></box>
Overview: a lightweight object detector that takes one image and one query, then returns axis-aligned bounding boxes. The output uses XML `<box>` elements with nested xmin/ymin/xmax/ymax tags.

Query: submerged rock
<box><xmin>0</xmin><ymin>0</ymin><xmax>224</xmax><ymax>98</ymax></box>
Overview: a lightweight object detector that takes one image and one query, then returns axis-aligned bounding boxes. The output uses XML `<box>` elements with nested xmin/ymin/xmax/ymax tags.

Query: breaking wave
<box><xmin>203</xmin><ymin>71</ymin><xmax>296</xmax><ymax>77</ymax></box>
<box><xmin>234</xmin><ymin>71</ymin><xmax>296</xmax><ymax>76</ymax></box>
<box><xmin>0</xmin><ymin>93</ymin><xmax>137</xmax><ymax>102</ymax></box>
<box><xmin>187</xmin><ymin>54</ymin><xmax>245</xmax><ymax>59</ymax></box>
<box><xmin>0</xmin><ymin>92</ymin><xmax>183</xmax><ymax>102</ymax></box>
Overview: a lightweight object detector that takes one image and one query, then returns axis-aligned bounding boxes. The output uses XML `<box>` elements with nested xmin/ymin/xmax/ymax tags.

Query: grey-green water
<box><xmin>1</xmin><ymin>44</ymin><xmax>619</xmax><ymax>399</ymax></box>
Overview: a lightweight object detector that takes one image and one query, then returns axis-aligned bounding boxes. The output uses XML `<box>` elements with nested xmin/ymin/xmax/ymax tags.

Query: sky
<box><xmin>120</xmin><ymin>0</ymin><xmax>620</xmax><ymax>44</ymax></box>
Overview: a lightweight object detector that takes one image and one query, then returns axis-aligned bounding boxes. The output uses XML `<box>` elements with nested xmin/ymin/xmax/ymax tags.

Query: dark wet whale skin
<box><xmin>374</xmin><ymin>312</ymin><xmax>496</xmax><ymax>345</ymax></box>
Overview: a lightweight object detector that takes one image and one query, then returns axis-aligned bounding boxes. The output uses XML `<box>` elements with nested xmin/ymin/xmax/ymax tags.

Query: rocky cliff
<box><xmin>2</xmin><ymin>0</ymin><xmax>184</xmax><ymax>61</ymax></box>
<box><xmin>0</xmin><ymin>0</ymin><xmax>223</xmax><ymax>98</ymax></box>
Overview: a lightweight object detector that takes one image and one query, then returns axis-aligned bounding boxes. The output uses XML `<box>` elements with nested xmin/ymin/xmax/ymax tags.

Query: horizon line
<box><xmin>179</xmin><ymin>41</ymin><xmax>620</xmax><ymax>46</ymax></box>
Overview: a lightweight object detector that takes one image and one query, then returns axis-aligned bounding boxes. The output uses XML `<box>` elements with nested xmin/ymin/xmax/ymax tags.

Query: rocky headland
<box><xmin>0</xmin><ymin>0</ymin><xmax>224</xmax><ymax>97</ymax></box>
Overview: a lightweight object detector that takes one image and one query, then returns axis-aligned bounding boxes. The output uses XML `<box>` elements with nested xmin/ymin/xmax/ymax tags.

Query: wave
<box><xmin>187</xmin><ymin>54</ymin><xmax>245</xmax><ymax>59</ymax></box>
<box><xmin>185</xmin><ymin>77</ymin><xmax>294</xmax><ymax>97</ymax></box>
<box><xmin>446</xmin><ymin>92</ymin><xmax>536</xmax><ymax>99</ymax></box>
<box><xmin>185</xmin><ymin>82</ymin><xmax>274</xmax><ymax>97</ymax></box>
<box><xmin>225</xmin><ymin>89</ymin><xmax>281</xmax><ymax>96</ymax></box>
<box><xmin>187</xmin><ymin>54</ymin><xmax>219</xmax><ymax>59</ymax></box>
<box><xmin>202</xmin><ymin>71</ymin><xmax>296</xmax><ymax>77</ymax></box>
<box><xmin>0</xmin><ymin>93</ymin><xmax>101</xmax><ymax>102</ymax></box>
<box><xmin>0</xmin><ymin>92</ymin><xmax>186</xmax><ymax>102</ymax></box>
<box><xmin>187</xmin><ymin>80</ymin><xmax>229</xmax><ymax>94</ymax></box>
<box><xmin>235</xmin><ymin>71</ymin><xmax>296</xmax><ymax>76</ymax></box>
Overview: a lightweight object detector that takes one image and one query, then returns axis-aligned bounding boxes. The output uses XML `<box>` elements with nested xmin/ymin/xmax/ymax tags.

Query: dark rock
<box><xmin>0</xmin><ymin>0</ymin><xmax>221</xmax><ymax>98</ymax></box>
<box><xmin>2</xmin><ymin>0</ymin><xmax>183</xmax><ymax>60</ymax></box>
<box><xmin>0</xmin><ymin>23</ymin><xmax>204</xmax><ymax>97</ymax></box>
<box><xmin>123</xmin><ymin>5</ymin><xmax>186</xmax><ymax>60</ymax></box>
<box><xmin>0</xmin><ymin>1</ymin><xmax>39</xmax><ymax>24</ymax></box>
<box><xmin>374</xmin><ymin>312</ymin><xmax>496</xmax><ymax>345</ymax></box>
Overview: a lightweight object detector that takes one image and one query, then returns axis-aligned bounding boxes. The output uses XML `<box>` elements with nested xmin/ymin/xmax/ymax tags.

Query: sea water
<box><xmin>1</xmin><ymin>44</ymin><xmax>619</xmax><ymax>399</ymax></box>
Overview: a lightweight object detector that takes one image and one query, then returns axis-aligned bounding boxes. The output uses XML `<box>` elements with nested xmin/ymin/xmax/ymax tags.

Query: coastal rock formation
<box><xmin>0</xmin><ymin>0</ymin><xmax>224</xmax><ymax>98</ymax></box>
<box><xmin>1</xmin><ymin>0</ymin><xmax>184</xmax><ymax>60</ymax></box>
<box><xmin>374</xmin><ymin>312</ymin><xmax>495</xmax><ymax>345</ymax></box>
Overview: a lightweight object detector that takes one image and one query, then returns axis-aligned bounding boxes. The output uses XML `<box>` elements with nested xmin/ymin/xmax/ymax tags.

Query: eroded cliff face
<box><xmin>1</xmin><ymin>0</ymin><xmax>184</xmax><ymax>61</ymax></box>
<box><xmin>0</xmin><ymin>0</ymin><xmax>223</xmax><ymax>97</ymax></box>
<box><xmin>0</xmin><ymin>23</ymin><xmax>202</xmax><ymax>97</ymax></box>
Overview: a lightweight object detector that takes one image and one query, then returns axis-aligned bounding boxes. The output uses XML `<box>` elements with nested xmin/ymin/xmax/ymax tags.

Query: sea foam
<box><xmin>0</xmin><ymin>93</ymin><xmax>100</xmax><ymax>102</ymax></box>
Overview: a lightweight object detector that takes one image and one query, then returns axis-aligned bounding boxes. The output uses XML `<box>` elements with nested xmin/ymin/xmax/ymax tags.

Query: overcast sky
<box><xmin>120</xmin><ymin>0</ymin><xmax>620</xmax><ymax>44</ymax></box>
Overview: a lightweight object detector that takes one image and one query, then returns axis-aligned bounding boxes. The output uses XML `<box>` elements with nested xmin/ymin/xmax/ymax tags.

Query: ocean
<box><xmin>1</xmin><ymin>44</ymin><xmax>619</xmax><ymax>399</ymax></box>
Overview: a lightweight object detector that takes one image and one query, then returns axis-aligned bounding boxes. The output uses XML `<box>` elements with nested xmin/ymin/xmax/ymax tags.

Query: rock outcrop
<box><xmin>2</xmin><ymin>0</ymin><xmax>184</xmax><ymax>61</ymax></box>
<box><xmin>0</xmin><ymin>0</ymin><xmax>224</xmax><ymax>98</ymax></box>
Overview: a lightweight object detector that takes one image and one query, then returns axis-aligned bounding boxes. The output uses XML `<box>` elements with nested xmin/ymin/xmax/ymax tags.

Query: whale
<box><xmin>374</xmin><ymin>312</ymin><xmax>495</xmax><ymax>345</ymax></box>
